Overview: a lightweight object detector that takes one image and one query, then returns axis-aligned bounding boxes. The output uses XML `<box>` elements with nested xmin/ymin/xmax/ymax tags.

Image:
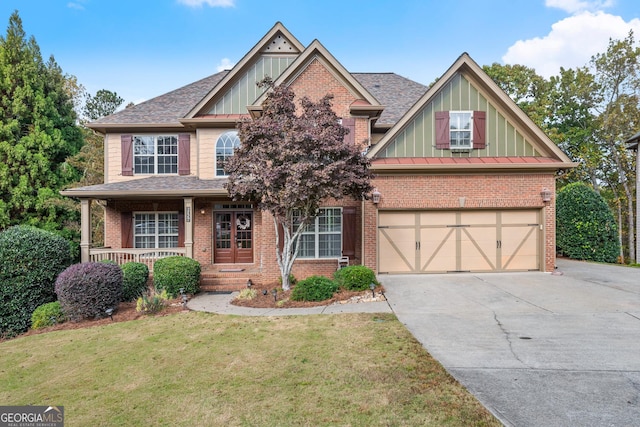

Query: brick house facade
<box><xmin>62</xmin><ymin>23</ymin><xmax>574</xmax><ymax>289</ymax></box>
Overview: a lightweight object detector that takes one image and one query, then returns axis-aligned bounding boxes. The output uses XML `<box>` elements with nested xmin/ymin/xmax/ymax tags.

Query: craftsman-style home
<box><xmin>62</xmin><ymin>22</ymin><xmax>575</xmax><ymax>288</ymax></box>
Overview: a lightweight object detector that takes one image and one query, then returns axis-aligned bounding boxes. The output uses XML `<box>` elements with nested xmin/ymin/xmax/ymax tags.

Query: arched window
<box><xmin>216</xmin><ymin>131</ymin><xmax>240</xmax><ymax>176</ymax></box>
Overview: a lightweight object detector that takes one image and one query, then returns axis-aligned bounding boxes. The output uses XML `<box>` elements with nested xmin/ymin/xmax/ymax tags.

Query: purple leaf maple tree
<box><xmin>225</xmin><ymin>80</ymin><xmax>373</xmax><ymax>290</ymax></box>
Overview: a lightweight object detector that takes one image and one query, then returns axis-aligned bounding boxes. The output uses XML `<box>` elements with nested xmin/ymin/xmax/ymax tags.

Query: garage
<box><xmin>378</xmin><ymin>210</ymin><xmax>541</xmax><ymax>273</ymax></box>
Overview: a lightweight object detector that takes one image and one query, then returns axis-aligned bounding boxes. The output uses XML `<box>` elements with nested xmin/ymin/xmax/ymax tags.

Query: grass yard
<box><xmin>0</xmin><ymin>311</ymin><xmax>500</xmax><ymax>426</ymax></box>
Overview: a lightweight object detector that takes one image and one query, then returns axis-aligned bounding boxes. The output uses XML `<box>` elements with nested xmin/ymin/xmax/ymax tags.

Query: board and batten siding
<box><xmin>379</xmin><ymin>73</ymin><xmax>541</xmax><ymax>158</ymax></box>
<box><xmin>207</xmin><ymin>55</ymin><xmax>296</xmax><ymax>115</ymax></box>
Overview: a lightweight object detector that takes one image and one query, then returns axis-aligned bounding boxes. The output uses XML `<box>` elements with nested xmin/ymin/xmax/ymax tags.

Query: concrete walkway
<box><xmin>187</xmin><ymin>291</ymin><xmax>392</xmax><ymax>316</ymax></box>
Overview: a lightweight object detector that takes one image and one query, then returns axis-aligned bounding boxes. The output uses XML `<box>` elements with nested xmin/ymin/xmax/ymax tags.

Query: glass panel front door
<box><xmin>214</xmin><ymin>211</ymin><xmax>253</xmax><ymax>263</ymax></box>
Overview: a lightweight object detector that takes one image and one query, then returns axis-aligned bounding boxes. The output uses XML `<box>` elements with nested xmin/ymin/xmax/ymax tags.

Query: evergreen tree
<box><xmin>0</xmin><ymin>11</ymin><xmax>83</xmax><ymax>236</ymax></box>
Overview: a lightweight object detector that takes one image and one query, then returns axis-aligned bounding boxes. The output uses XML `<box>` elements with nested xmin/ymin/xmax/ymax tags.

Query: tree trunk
<box><xmin>273</xmin><ymin>215</ymin><xmax>305</xmax><ymax>291</ymax></box>
<box><xmin>610</xmin><ymin>145</ymin><xmax>635</xmax><ymax>262</ymax></box>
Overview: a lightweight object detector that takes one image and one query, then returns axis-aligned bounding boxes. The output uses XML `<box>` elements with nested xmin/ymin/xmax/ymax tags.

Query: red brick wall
<box><xmin>363</xmin><ymin>173</ymin><xmax>557</xmax><ymax>272</ymax></box>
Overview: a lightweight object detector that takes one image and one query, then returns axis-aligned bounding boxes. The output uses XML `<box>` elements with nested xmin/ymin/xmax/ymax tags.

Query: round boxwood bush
<box><xmin>0</xmin><ymin>225</ymin><xmax>73</xmax><ymax>337</ymax></box>
<box><xmin>556</xmin><ymin>182</ymin><xmax>619</xmax><ymax>263</ymax></box>
<box><xmin>291</xmin><ymin>276</ymin><xmax>339</xmax><ymax>302</ymax></box>
<box><xmin>31</xmin><ymin>301</ymin><xmax>65</xmax><ymax>329</ymax></box>
<box><xmin>153</xmin><ymin>256</ymin><xmax>201</xmax><ymax>297</ymax></box>
<box><xmin>334</xmin><ymin>265</ymin><xmax>378</xmax><ymax>291</ymax></box>
<box><xmin>121</xmin><ymin>262</ymin><xmax>149</xmax><ymax>302</ymax></box>
<box><xmin>55</xmin><ymin>262</ymin><xmax>123</xmax><ymax>321</ymax></box>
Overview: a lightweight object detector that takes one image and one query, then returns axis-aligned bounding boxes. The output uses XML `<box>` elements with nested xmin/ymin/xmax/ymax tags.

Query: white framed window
<box><xmin>449</xmin><ymin>111</ymin><xmax>472</xmax><ymax>149</ymax></box>
<box><xmin>294</xmin><ymin>208</ymin><xmax>342</xmax><ymax>258</ymax></box>
<box><xmin>133</xmin><ymin>136</ymin><xmax>178</xmax><ymax>174</ymax></box>
<box><xmin>134</xmin><ymin>212</ymin><xmax>179</xmax><ymax>248</ymax></box>
<box><xmin>216</xmin><ymin>131</ymin><xmax>241</xmax><ymax>176</ymax></box>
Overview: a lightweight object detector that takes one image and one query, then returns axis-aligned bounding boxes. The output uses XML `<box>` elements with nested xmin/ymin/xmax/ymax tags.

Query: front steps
<box><xmin>199</xmin><ymin>265</ymin><xmax>263</xmax><ymax>292</ymax></box>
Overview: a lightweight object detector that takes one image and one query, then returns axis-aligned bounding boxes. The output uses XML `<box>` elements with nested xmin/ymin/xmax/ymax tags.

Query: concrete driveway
<box><xmin>381</xmin><ymin>258</ymin><xmax>640</xmax><ymax>427</ymax></box>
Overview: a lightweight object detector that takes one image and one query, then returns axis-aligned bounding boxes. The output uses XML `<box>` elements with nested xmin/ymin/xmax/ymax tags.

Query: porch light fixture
<box><xmin>200</xmin><ymin>207</ymin><xmax>206</xmax><ymax>215</ymax></box>
<box><xmin>372</xmin><ymin>188</ymin><xmax>381</xmax><ymax>204</ymax></box>
<box><xmin>369</xmin><ymin>282</ymin><xmax>376</xmax><ymax>298</ymax></box>
<box><xmin>105</xmin><ymin>308</ymin><xmax>114</xmax><ymax>321</ymax></box>
<box><xmin>541</xmin><ymin>188</ymin><xmax>552</xmax><ymax>203</ymax></box>
<box><xmin>246</xmin><ymin>279</ymin><xmax>253</xmax><ymax>289</ymax></box>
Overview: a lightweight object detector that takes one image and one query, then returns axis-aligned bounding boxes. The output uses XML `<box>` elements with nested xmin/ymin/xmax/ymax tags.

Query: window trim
<box><xmin>435</xmin><ymin>110</ymin><xmax>486</xmax><ymax>151</ymax></box>
<box><xmin>215</xmin><ymin>131</ymin><xmax>241</xmax><ymax>177</ymax></box>
<box><xmin>132</xmin><ymin>135</ymin><xmax>179</xmax><ymax>175</ymax></box>
<box><xmin>295</xmin><ymin>207</ymin><xmax>343</xmax><ymax>259</ymax></box>
<box><xmin>133</xmin><ymin>212</ymin><xmax>179</xmax><ymax>249</ymax></box>
<box><xmin>449</xmin><ymin>111</ymin><xmax>473</xmax><ymax>150</ymax></box>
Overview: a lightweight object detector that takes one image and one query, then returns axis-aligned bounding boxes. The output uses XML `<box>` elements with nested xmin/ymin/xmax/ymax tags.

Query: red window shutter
<box><xmin>342</xmin><ymin>207</ymin><xmax>356</xmax><ymax>257</ymax></box>
<box><xmin>342</xmin><ymin>118</ymin><xmax>356</xmax><ymax>145</ymax></box>
<box><xmin>435</xmin><ymin>111</ymin><xmax>450</xmax><ymax>149</ymax></box>
<box><xmin>121</xmin><ymin>212</ymin><xmax>133</xmax><ymax>248</ymax></box>
<box><xmin>473</xmin><ymin>111</ymin><xmax>486</xmax><ymax>149</ymax></box>
<box><xmin>178</xmin><ymin>211</ymin><xmax>185</xmax><ymax>247</ymax></box>
<box><xmin>178</xmin><ymin>134</ymin><xmax>190</xmax><ymax>175</ymax></box>
<box><xmin>121</xmin><ymin>135</ymin><xmax>133</xmax><ymax>176</ymax></box>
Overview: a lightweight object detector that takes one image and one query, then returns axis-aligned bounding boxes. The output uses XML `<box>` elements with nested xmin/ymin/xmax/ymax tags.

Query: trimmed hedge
<box><xmin>291</xmin><ymin>276</ymin><xmax>339</xmax><ymax>302</ymax></box>
<box><xmin>556</xmin><ymin>182</ymin><xmax>619</xmax><ymax>263</ymax></box>
<box><xmin>55</xmin><ymin>262</ymin><xmax>123</xmax><ymax>321</ymax></box>
<box><xmin>31</xmin><ymin>301</ymin><xmax>65</xmax><ymax>329</ymax></box>
<box><xmin>121</xmin><ymin>262</ymin><xmax>149</xmax><ymax>302</ymax></box>
<box><xmin>153</xmin><ymin>256</ymin><xmax>201</xmax><ymax>297</ymax></box>
<box><xmin>334</xmin><ymin>265</ymin><xmax>378</xmax><ymax>291</ymax></box>
<box><xmin>0</xmin><ymin>225</ymin><xmax>73</xmax><ymax>337</ymax></box>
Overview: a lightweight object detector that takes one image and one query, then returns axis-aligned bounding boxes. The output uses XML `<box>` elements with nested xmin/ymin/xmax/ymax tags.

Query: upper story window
<box><xmin>216</xmin><ymin>131</ymin><xmax>241</xmax><ymax>176</ymax></box>
<box><xmin>435</xmin><ymin>110</ymin><xmax>486</xmax><ymax>151</ymax></box>
<box><xmin>121</xmin><ymin>134</ymin><xmax>190</xmax><ymax>177</ymax></box>
<box><xmin>134</xmin><ymin>136</ymin><xmax>178</xmax><ymax>174</ymax></box>
<box><xmin>449</xmin><ymin>111</ymin><xmax>472</xmax><ymax>149</ymax></box>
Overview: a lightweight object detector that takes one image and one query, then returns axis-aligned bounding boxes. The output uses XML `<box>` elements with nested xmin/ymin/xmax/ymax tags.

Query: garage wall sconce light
<box><xmin>372</xmin><ymin>188</ymin><xmax>381</xmax><ymax>204</ymax></box>
<box><xmin>541</xmin><ymin>188</ymin><xmax>552</xmax><ymax>202</ymax></box>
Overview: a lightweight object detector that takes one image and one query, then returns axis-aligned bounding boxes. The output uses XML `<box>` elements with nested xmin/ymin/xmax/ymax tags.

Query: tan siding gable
<box><xmin>379</xmin><ymin>73</ymin><xmax>542</xmax><ymax>158</ymax></box>
<box><xmin>207</xmin><ymin>55</ymin><xmax>296</xmax><ymax>115</ymax></box>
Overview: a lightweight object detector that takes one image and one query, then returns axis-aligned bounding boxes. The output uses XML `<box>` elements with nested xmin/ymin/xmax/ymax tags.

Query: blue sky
<box><xmin>1</xmin><ymin>0</ymin><xmax>639</xmax><ymax>106</ymax></box>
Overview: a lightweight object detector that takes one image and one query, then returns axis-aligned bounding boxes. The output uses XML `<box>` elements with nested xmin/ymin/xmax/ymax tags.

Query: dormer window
<box><xmin>435</xmin><ymin>110</ymin><xmax>486</xmax><ymax>151</ymax></box>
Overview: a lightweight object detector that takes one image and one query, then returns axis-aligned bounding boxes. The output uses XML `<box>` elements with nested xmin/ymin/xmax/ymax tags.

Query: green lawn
<box><xmin>0</xmin><ymin>312</ymin><xmax>499</xmax><ymax>426</ymax></box>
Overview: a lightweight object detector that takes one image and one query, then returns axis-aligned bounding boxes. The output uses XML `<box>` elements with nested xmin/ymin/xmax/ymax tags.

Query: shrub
<box><xmin>136</xmin><ymin>289</ymin><xmax>168</xmax><ymax>314</ymax></box>
<box><xmin>291</xmin><ymin>276</ymin><xmax>338</xmax><ymax>302</ymax></box>
<box><xmin>31</xmin><ymin>301</ymin><xmax>66</xmax><ymax>329</ymax></box>
<box><xmin>237</xmin><ymin>288</ymin><xmax>257</xmax><ymax>300</ymax></box>
<box><xmin>121</xmin><ymin>262</ymin><xmax>149</xmax><ymax>302</ymax></box>
<box><xmin>334</xmin><ymin>265</ymin><xmax>378</xmax><ymax>291</ymax></box>
<box><xmin>55</xmin><ymin>262</ymin><xmax>123</xmax><ymax>321</ymax></box>
<box><xmin>556</xmin><ymin>182</ymin><xmax>619</xmax><ymax>263</ymax></box>
<box><xmin>0</xmin><ymin>225</ymin><xmax>73</xmax><ymax>337</ymax></box>
<box><xmin>153</xmin><ymin>256</ymin><xmax>201</xmax><ymax>297</ymax></box>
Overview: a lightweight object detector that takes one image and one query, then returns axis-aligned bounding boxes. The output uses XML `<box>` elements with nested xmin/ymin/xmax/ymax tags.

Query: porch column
<box><xmin>184</xmin><ymin>197</ymin><xmax>194</xmax><ymax>259</ymax></box>
<box><xmin>80</xmin><ymin>198</ymin><xmax>91</xmax><ymax>263</ymax></box>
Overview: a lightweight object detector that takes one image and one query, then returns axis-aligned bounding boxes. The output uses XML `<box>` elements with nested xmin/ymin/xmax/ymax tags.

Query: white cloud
<box><xmin>67</xmin><ymin>1</ymin><xmax>86</xmax><ymax>10</ymax></box>
<box><xmin>177</xmin><ymin>0</ymin><xmax>235</xmax><ymax>7</ymax></box>
<box><xmin>503</xmin><ymin>11</ymin><xmax>640</xmax><ymax>77</ymax></box>
<box><xmin>216</xmin><ymin>58</ymin><xmax>235</xmax><ymax>72</ymax></box>
<box><xmin>545</xmin><ymin>0</ymin><xmax>615</xmax><ymax>13</ymax></box>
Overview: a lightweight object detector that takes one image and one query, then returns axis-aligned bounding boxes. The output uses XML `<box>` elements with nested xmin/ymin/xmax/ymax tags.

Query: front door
<box><xmin>214</xmin><ymin>211</ymin><xmax>253</xmax><ymax>263</ymax></box>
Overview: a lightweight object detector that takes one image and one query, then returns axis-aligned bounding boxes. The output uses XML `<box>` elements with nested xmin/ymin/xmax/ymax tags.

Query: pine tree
<box><xmin>0</xmin><ymin>11</ymin><xmax>83</xmax><ymax>235</ymax></box>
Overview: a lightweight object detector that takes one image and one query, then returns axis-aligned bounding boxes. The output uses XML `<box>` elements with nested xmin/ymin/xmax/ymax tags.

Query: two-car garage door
<box><xmin>378</xmin><ymin>210</ymin><xmax>541</xmax><ymax>273</ymax></box>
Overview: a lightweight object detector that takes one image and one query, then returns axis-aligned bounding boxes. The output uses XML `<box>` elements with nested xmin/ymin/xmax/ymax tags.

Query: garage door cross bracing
<box><xmin>378</xmin><ymin>210</ymin><xmax>541</xmax><ymax>274</ymax></box>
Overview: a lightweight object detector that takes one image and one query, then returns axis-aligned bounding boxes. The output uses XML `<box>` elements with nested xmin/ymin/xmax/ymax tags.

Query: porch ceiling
<box><xmin>60</xmin><ymin>176</ymin><xmax>229</xmax><ymax>199</ymax></box>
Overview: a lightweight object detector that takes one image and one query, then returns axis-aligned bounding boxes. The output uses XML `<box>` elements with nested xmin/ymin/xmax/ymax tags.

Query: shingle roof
<box><xmin>89</xmin><ymin>71</ymin><xmax>229</xmax><ymax>126</ymax></box>
<box><xmin>352</xmin><ymin>73</ymin><xmax>428</xmax><ymax>126</ymax></box>
<box><xmin>60</xmin><ymin>176</ymin><xmax>228</xmax><ymax>198</ymax></box>
<box><xmin>87</xmin><ymin>71</ymin><xmax>427</xmax><ymax>129</ymax></box>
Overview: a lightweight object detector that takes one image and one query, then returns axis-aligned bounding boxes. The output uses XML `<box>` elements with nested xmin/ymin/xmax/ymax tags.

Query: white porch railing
<box><xmin>89</xmin><ymin>248</ymin><xmax>187</xmax><ymax>271</ymax></box>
